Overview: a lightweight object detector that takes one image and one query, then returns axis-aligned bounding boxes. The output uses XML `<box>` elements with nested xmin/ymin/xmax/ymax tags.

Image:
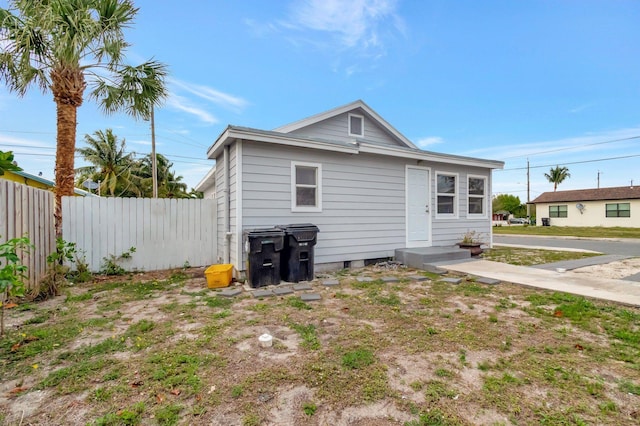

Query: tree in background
<box><xmin>76</xmin><ymin>129</ymin><xmax>192</xmax><ymax>198</ymax></box>
<box><xmin>0</xmin><ymin>0</ymin><xmax>167</xmax><ymax>236</ymax></box>
<box><xmin>76</xmin><ymin>129</ymin><xmax>140</xmax><ymax>197</ymax></box>
<box><xmin>136</xmin><ymin>153</ymin><xmax>189</xmax><ymax>198</ymax></box>
<box><xmin>492</xmin><ymin>194</ymin><xmax>526</xmax><ymax>217</ymax></box>
<box><xmin>544</xmin><ymin>166</ymin><xmax>571</xmax><ymax>192</ymax></box>
<box><xmin>0</xmin><ymin>150</ymin><xmax>21</xmax><ymax>175</ymax></box>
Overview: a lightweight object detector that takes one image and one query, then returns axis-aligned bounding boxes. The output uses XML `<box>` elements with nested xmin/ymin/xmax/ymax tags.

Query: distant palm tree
<box><xmin>137</xmin><ymin>153</ymin><xmax>189</xmax><ymax>198</ymax></box>
<box><xmin>0</xmin><ymin>0</ymin><xmax>167</xmax><ymax>235</ymax></box>
<box><xmin>76</xmin><ymin>130</ymin><xmax>139</xmax><ymax>197</ymax></box>
<box><xmin>544</xmin><ymin>166</ymin><xmax>571</xmax><ymax>191</ymax></box>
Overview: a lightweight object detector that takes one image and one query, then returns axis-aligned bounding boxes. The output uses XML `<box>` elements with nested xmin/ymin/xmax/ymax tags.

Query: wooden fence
<box><xmin>0</xmin><ymin>180</ymin><xmax>55</xmax><ymax>292</ymax></box>
<box><xmin>62</xmin><ymin>197</ymin><xmax>218</xmax><ymax>272</ymax></box>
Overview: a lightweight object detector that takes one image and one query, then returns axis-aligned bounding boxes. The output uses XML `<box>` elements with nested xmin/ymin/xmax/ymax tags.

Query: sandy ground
<box><xmin>572</xmin><ymin>257</ymin><xmax>640</xmax><ymax>280</ymax></box>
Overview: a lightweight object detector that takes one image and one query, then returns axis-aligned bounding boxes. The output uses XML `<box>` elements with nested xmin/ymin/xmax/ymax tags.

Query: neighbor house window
<box><xmin>549</xmin><ymin>205</ymin><xmax>567</xmax><ymax>218</ymax></box>
<box><xmin>467</xmin><ymin>175</ymin><xmax>487</xmax><ymax>216</ymax></box>
<box><xmin>436</xmin><ymin>172</ymin><xmax>458</xmax><ymax>217</ymax></box>
<box><xmin>348</xmin><ymin>113</ymin><xmax>364</xmax><ymax>137</ymax></box>
<box><xmin>291</xmin><ymin>161</ymin><xmax>322</xmax><ymax>212</ymax></box>
<box><xmin>606</xmin><ymin>203</ymin><xmax>630</xmax><ymax>218</ymax></box>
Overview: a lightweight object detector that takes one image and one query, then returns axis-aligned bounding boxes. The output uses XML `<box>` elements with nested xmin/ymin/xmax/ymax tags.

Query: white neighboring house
<box><xmin>195</xmin><ymin>100</ymin><xmax>504</xmax><ymax>272</ymax></box>
<box><xmin>531</xmin><ymin>186</ymin><xmax>639</xmax><ymax>227</ymax></box>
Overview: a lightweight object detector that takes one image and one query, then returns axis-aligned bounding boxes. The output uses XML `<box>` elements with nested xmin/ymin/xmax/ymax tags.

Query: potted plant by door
<box><xmin>457</xmin><ymin>231</ymin><xmax>484</xmax><ymax>256</ymax></box>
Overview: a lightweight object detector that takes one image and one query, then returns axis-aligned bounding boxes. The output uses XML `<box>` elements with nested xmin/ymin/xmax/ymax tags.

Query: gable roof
<box><xmin>531</xmin><ymin>186</ymin><xmax>640</xmax><ymax>204</ymax></box>
<box><xmin>273</xmin><ymin>100</ymin><xmax>419</xmax><ymax>149</ymax></box>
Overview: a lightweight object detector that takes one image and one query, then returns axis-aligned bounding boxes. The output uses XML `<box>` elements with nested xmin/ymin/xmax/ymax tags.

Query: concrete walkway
<box><xmin>436</xmin><ymin>259</ymin><xmax>640</xmax><ymax>307</ymax></box>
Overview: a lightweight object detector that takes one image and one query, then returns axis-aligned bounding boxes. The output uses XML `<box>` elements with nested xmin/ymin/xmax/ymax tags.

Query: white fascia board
<box><xmin>194</xmin><ymin>163</ymin><xmax>216</xmax><ymax>192</ymax></box>
<box><xmin>274</xmin><ymin>100</ymin><xmax>363</xmax><ymax>133</ymax></box>
<box><xmin>359</xmin><ymin>143</ymin><xmax>505</xmax><ymax>170</ymax></box>
<box><xmin>209</xmin><ymin>128</ymin><xmax>360</xmax><ymax>159</ymax></box>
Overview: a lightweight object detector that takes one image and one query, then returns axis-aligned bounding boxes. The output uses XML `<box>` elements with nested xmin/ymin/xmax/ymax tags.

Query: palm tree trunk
<box><xmin>54</xmin><ymin>101</ymin><xmax>78</xmax><ymax>236</ymax></box>
<box><xmin>51</xmin><ymin>66</ymin><xmax>85</xmax><ymax>237</ymax></box>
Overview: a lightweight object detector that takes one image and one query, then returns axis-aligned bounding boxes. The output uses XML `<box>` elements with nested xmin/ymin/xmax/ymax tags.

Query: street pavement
<box><xmin>493</xmin><ymin>235</ymin><xmax>640</xmax><ymax>256</ymax></box>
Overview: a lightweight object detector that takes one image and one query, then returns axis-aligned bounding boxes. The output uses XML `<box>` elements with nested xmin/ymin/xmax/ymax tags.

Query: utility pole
<box><xmin>597</xmin><ymin>170</ymin><xmax>601</xmax><ymax>189</ymax></box>
<box><xmin>151</xmin><ymin>105</ymin><xmax>158</xmax><ymax>198</ymax></box>
<box><xmin>526</xmin><ymin>158</ymin><xmax>530</xmax><ymax>218</ymax></box>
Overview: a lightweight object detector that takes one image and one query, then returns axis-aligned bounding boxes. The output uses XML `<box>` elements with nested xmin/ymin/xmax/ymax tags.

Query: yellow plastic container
<box><xmin>205</xmin><ymin>264</ymin><xmax>233</xmax><ymax>288</ymax></box>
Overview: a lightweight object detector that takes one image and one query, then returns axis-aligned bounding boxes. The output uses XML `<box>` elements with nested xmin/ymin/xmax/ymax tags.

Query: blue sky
<box><xmin>1</xmin><ymin>0</ymin><xmax>639</xmax><ymax>202</ymax></box>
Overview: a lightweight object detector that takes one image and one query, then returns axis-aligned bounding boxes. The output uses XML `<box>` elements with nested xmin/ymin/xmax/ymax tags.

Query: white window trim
<box><xmin>435</xmin><ymin>171</ymin><xmax>458</xmax><ymax>219</ymax></box>
<box><xmin>348</xmin><ymin>113</ymin><xmax>364</xmax><ymax>137</ymax></box>
<box><xmin>466</xmin><ymin>174</ymin><xmax>488</xmax><ymax>219</ymax></box>
<box><xmin>291</xmin><ymin>161</ymin><xmax>322</xmax><ymax>213</ymax></box>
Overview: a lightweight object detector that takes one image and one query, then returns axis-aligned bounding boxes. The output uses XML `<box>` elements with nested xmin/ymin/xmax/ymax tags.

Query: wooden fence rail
<box><xmin>0</xmin><ymin>180</ymin><xmax>55</xmax><ymax>292</ymax></box>
<box><xmin>62</xmin><ymin>197</ymin><xmax>217</xmax><ymax>272</ymax></box>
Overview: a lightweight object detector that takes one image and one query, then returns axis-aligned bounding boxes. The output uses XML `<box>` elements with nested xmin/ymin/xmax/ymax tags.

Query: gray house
<box><xmin>196</xmin><ymin>100</ymin><xmax>504</xmax><ymax>272</ymax></box>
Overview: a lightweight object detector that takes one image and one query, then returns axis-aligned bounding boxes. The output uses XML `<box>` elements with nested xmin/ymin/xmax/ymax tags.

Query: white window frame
<box><xmin>435</xmin><ymin>171</ymin><xmax>458</xmax><ymax>219</ymax></box>
<box><xmin>348</xmin><ymin>113</ymin><xmax>364</xmax><ymax>137</ymax></box>
<box><xmin>467</xmin><ymin>174</ymin><xmax>488</xmax><ymax>218</ymax></box>
<box><xmin>291</xmin><ymin>161</ymin><xmax>322</xmax><ymax>213</ymax></box>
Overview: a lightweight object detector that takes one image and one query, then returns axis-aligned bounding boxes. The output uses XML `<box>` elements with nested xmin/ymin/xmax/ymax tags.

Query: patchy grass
<box><xmin>1</xmin><ymin>268</ymin><xmax>639</xmax><ymax>425</ymax></box>
<box><xmin>494</xmin><ymin>225</ymin><xmax>640</xmax><ymax>239</ymax></box>
<box><xmin>482</xmin><ymin>246</ymin><xmax>601</xmax><ymax>266</ymax></box>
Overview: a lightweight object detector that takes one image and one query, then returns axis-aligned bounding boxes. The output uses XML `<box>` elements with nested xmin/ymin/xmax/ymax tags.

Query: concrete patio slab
<box><xmin>438</xmin><ymin>259</ymin><xmax>640</xmax><ymax>307</ymax></box>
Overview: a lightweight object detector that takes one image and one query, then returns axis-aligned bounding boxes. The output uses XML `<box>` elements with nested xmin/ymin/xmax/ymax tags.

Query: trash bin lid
<box><xmin>247</xmin><ymin>228</ymin><xmax>285</xmax><ymax>238</ymax></box>
<box><xmin>279</xmin><ymin>223</ymin><xmax>320</xmax><ymax>233</ymax></box>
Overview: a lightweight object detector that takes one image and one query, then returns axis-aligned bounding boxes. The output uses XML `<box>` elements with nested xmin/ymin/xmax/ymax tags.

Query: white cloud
<box><xmin>569</xmin><ymin>102</ymin><xmax>594</xmax><ymax>114</ymax></box>
<box><xmin>165</xmin><ymin>94</ymin><xmax>218</xmax><ymax>125</ymax></box>
<box><xmin>169</xmin><ymin>78</ymin><xmax>248</xmax><ymax>113</ymax></box>
<box><xmin>415</xmin><ymin>136</ymin><xmax>444</xmax><ymax>149</ymax></box>
<box><xmin>288</xmin><ymin>0</ymin><xmax>399</xmax><ymax>49</ymax></box>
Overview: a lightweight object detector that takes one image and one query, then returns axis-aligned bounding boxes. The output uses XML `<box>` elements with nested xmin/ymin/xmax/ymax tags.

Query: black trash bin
<box><xmin>246</xmin><ymin>228</ymin><xmax>285</xmax><ymax>288</ymax></box>
<box><xmin>280</xmin><ymin>224</ymin><xmax>320</xmax><ymax>283</ymax></box>
<box><xmin>541</xmin><ymin>218</ymin><xmax>550</xmax><ymax>226</ymax></box>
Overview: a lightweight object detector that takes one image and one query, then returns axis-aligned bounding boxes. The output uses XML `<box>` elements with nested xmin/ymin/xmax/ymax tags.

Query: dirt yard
<box><xmin>1</xmin><ymin>265</ymin><xmax>639</xmax><ymax>425</ymax></box>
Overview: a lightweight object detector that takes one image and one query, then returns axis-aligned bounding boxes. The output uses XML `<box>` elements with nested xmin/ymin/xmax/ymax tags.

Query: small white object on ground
<box><xmin>259</xmin><ymin>333</ymin><xmax>273</xmax><ymax>348</ymax></box>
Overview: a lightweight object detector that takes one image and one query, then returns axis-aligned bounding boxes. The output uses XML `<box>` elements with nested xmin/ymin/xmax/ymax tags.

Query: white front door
<box><xmin>406</xmin><ymin>166</ymin><xmax>431</xmax><ymax>247</ymax></box>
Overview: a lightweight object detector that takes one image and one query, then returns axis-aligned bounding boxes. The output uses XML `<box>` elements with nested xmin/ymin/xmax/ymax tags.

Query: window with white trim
<box><xmin>291</xmin><ymin>161</ymin><xmax>322</xmax><ymax>212</ymax></box>
<box><xmin>467</xmin><ymin>175</ymin><xmax>487</xmax><ymax>216</ymax></box>
<box><xmin>348</xmin><ymin>113</ymin><xmax>364</xmax><ymax>137</ymax></box>
<box><xmin>436</xmin><ymin>172</ymin><xmax>457</xmax><ymax>216</ymax></box>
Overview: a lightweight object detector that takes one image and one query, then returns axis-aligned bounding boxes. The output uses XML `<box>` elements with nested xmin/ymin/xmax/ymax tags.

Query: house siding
<box><xmin>237</xmin><ymin>141</ymin><xmax>492</xmax><ymax>270</ymax></box>
<box><xmin>214</xmin><ymin>144</ymin><xmax>239</xmax><ymax>264</ymax></box>
<box><xmin>536</xmin><ymin>200</ymin><xmax>639</xmax><ymax>227</ymax></box>
<box><xmin>287</xmin><ymin>111</ymin><xmax>404</xmax><ymax>147</ymax></box>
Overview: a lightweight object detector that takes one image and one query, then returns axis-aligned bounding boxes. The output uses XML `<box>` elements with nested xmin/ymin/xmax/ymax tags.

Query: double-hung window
<box><xmin>549</xmin><ymin>205</ymin><xmax>567</xmax><ymax>218</ymax></box>
<box><xmin>467</xmin><ymin>175</ymin><xmax>487</xmax><ymax>217</ymax></box>
<box><xmin>606</xmin><ymin>203</ymin><xmax>630</xmax><ymax>218</ymax></box>
<box><xmin>291</xmin><ymin>161</ymin><xmax>322</xmax><ymax>212</ymax></box>
<box><xmin>436</xmin><ymin>172</ymin><xmax>458</xmax><ymax>217</ymax></box>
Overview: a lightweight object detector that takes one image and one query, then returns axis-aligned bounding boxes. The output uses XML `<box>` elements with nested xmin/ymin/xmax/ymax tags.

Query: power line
<box><xmin>500</xmin><ymin>135</ymin><xmax>640</xmax><ymax>160</ymax></box>
<box><xmin>499</xmin><ymin>152</ymin><xmax>640</xmax><ymax>171</ymax></box>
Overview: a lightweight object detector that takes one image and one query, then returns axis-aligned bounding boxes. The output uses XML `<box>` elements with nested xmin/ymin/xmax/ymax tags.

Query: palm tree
<box><xmin>544</xmin><ymin>166</ymin><xmax>571</xmax><ymax>192</ymax></box>
<box><xmin>0</xmin><ymin>0</ymin><xmax>167</xmax><ymax>235</ymax></box>
<box><xmin>76</xmin><ymin>129</ymin><xmax>139</xmax><ymax>197</ymax></box>
<box><xmin>137</xmin><ymin>153</ymin><xmax>189</xmax><ymax>198</ymax></box>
